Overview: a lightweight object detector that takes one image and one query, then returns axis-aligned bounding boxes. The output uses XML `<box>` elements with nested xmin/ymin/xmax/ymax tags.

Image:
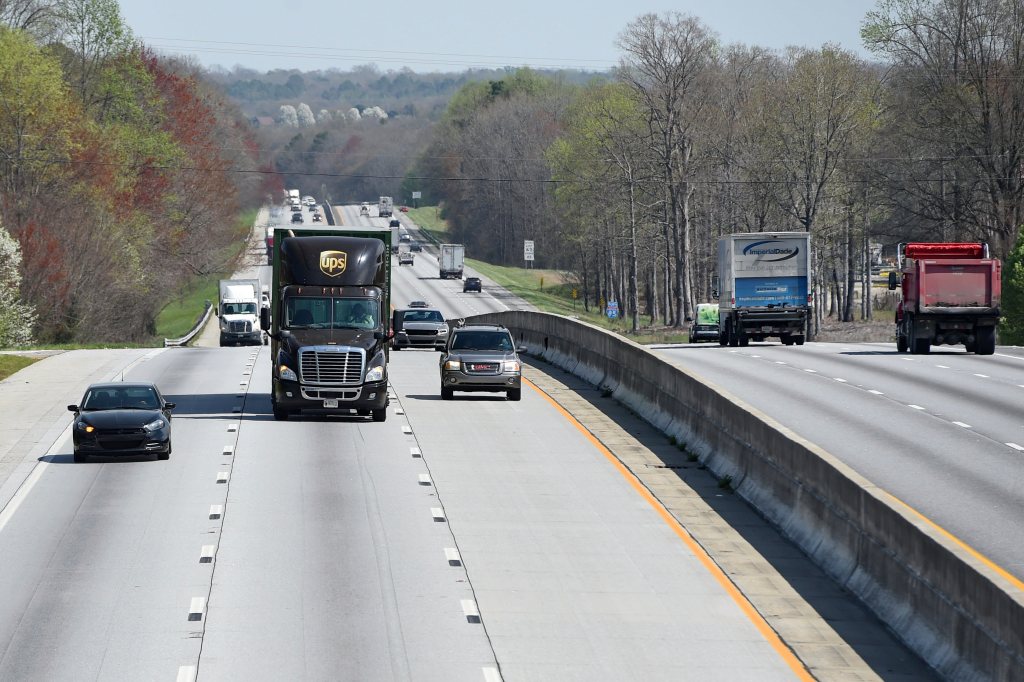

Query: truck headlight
<box><xmin>443</xmin><ymin>360</ymin><xmax>461</xmax><ymax>371</ymax></box>
<box><xmin>279</xmin><ymin>365</ymin><xmax>297</xmax><ymax>381</ymax></box>
<box><xmin>365</xmin><ymin>365</ymin><xmax>384</xmax><ymax>382</ymax></box>
<box><xmin>220</xmin><ymin>319</ymin><xmax>228</xmax><ymax>330</ymax></box>
<box><xmin>503</xmin><ymin>360</ymin><xmax>520</xmax><ymax>373</ymax></box>
<box><xmin>143</xmin><ymin>418</ymin><xmax>166</xmax><ymax>432</ymax></box>
<box><xmin>438</xmin><ymin>326</ymin><xmax>448</xmax><ymax>335</ymax></box>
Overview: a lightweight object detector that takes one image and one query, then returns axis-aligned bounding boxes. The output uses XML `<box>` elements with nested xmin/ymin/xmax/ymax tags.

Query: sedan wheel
<box><xmin>73</xmin><ymin>450</ymin><xmax>87</xmax><ymax>463</ymax></box>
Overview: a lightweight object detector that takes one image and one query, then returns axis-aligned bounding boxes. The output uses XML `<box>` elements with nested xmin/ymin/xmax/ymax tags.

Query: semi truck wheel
<box><xmin>726</xmin><ymin>321</ymin><xmax>738</xmax><ymax>347</ymax></box>
<box><xmin>794</xmin><ymin>336</ymin><xmax>805</xmax><ymax>346</ymax></box>
<box><xmin>738</xmin><ymin>330</ymin><xmax>749</xmax><ymax>347</ymax></box>
<box><xmin>896</xmin><ymin>334</ymin><xmax>908</xmax><ymax>353</ymax></box>
<box><xmin>272</xmin><ymin>404</ymin><xmax>289</xmax><ymax>421</ymax></box>
<box><xmin>975</xmin><ymin>327</ymin><xmax>996</xmax><ymax>355</ymax></box>
<box><xmin>912</xmin><ymin>337</ymin><xmax>930</xmax><ymax>354</ymax></box>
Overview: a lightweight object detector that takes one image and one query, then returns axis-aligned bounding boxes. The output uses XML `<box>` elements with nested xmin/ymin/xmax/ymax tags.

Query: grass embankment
<box><xmin>467</xmin><ymin>259</ymin><xmax>689</xmax><ymax>344</ymax></box>
<box><xmin>153</xmin><ymin>208</ymin><xmax>260</xmax><ymax>341</ymax></box>
<box><xmin>0</xmin><ymin>355</ymin><xmax>39</xmax><ymax>381</ymax></box>
<box><xmin>406</xmin><ymin>207</ymin><xmax>449</xmax><ymax>245</ymax></box>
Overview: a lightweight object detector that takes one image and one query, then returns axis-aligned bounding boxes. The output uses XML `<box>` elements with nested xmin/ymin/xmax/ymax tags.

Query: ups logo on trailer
<box><xmin>320</xmin><ymin>250</ymin><xmax>347</xmax><ymax>277</ymax></box>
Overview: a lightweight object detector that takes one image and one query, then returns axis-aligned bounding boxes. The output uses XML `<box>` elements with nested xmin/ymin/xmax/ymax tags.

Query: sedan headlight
<box><xmin>279</xmin><ymin>365</ymin><xmax>297</xmax><ymax>381</ymax></box>
<box><xmin>365</xmin><ymin>364</ymin><xmax>384</xmax><ymax>382</ymax></box>
<box><xmin>443</xmin><ymin>360</ymin><xmax>461</xmax><ymax>371</ymax></box>
<box><xmin>503</xmin><ymin>360</ymin><xmax>521</xmax><ymax>373</ymax></box>
<box><xmin>77</xmin><ymin>421</ymin><xmax>95</xmax><ymax>433</ymax></box>
<box><xmin>143</xmin><ymin>418</ymin><xmax>166</xmax><ymax>432</ymax></box>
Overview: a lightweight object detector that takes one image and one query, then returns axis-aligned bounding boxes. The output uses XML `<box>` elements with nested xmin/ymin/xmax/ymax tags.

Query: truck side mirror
<box><xmin>391</xmin><ymin>310</ymin><xmax>404</xmax><ymax>334</ymax></box>
<box><xmin>887</xmin><ymin>272</ymin><xmax>899</xmax><ymax>291</ymax></box>
<box><xmin>260</xmin><ymin>308</ymin><xmax>270</xmax><ymax>330</ymax></box>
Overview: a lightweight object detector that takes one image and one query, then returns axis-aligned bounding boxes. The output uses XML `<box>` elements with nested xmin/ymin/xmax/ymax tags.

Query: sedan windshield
<box><xmin>82</xmin><ymin>387</ymin><xmax>160</xmax><ymax>410</ymax></box>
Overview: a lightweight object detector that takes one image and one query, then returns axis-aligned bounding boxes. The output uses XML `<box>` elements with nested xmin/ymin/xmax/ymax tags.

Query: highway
<box><xmin>0</xmin><ymin>205</ymin><xmax>935</xmax><ymax>681</ymax></box>
<box><xmin>654</xmin><ymin>339</ymin><xmax>1024</xmax><ymax>582</ymax></box>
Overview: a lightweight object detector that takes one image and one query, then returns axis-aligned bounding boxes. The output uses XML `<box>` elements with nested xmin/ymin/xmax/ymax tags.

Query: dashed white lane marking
<box><xmin>804</xmin><ymin>369</ymin><xmax>817</xmax><ymax>373</ymax></box>
<box><xmin>401</xmin><ymin>424</ymin><xmax>412</xmax><ymax>434</ymax></box>
<box><xmin>750</xmin><ymin>355</ymin><xmax>761</xmax><ymax>358</ymax></box>
<box><xmin>1007</xmin><ymin>443</ymin><xmax>1024</xmax><ymax>451</ymax></box>
<box><xmin>227</xmin><ymin>424</ymin><xmax>238</xmax><ymax>432</ymax></box>
<box><xmin>431</xmin><ymin>507</ymin><xmax>446</xmax><ymax>522</ymax></box>
<box><xmin>188</xmin><ymin>597</ymin><xmax>205</xmax><ymax>621</ymax></box>
<box><xmin>775</xmin><ymin>361</ymin><xmax>786</xmax><ymax>365</ymax></box>
<box><xmin>242</xmin><ymin>371</ymin><xmax>251</xmax><ymax>376</ymax></box>
<box><xmin>902</xmin><ymin>357</ymin><xmax>914</xmax><ymax>361</ymax></box>
<box><xmin>445</xmin><ymin>547</ymin><xmax>462</xmax><ymax>566</ymax></box>
<box><xmin>482</xmin><ymin>666</ymin><xmax>502</xmax><ymax>682</ymax></box>
<box><xmin>209</xmin><ymin>505</ymin><xmax>223</xmax><ymax>520</ymax></box>
<box><xmin>868</xmin><ymin>390</ymin><xmax>884</xmax><ymax>395</ymax></box>
<box><xmin>833</xmin><ymin>378</ymin><xmax>847</xmax><ymax>383</ymax></box>
<box><xmin>222</xmin><ymin>445</ymin><xmax>234</xmax><ymax>456</ymax></box>
<box><xmin>952</xmin><ymin>422</ymin><xmax>971</xmax><ymax>429</ymax></box>
<box><xmin>410</xmin><ymin>447</ymin><xmax>421</xmax><ymax>458</ymax></box>
<box><xmin>199</xmin><ymin>545</ymin><xmax>215</xmax><ymax>563</ymax></box>
<box><xmin>908</xmin><ymin>404</ymin><xmax>925</xmax><ymax>410</ymax></box>
<box><xmin>176</xmin><ymin>665</ymin><xmax>197</xmax><ymax>682</ymax></box>
<box><xmin>973</xmin><ymin>373</ymin><xmax>989</xmax><ymax>378</ymax></box>
<box><xmin>217</xmin><ymin>471</ymin><xmax>229</xmax><ymax>484</ymax></box>
<box><xmin>239</xmin><ymin>381</ymin><xmax>248</xmax><ymax>386</ymax></box>
<box><xmin>461</xmin><ymin>599</ymin><xmax>481</xmax><ymax>623</ymax></box>
<box><xmin>729</xmin><ymin>350</ymin><xmax>738</xmax><ymax>354</ymax></box>
<box><xmin>231</xmin><ymin>406</ymin><xmax>241</xmax><ymax>413</ymax></box>
<box><xmin>1019</xmin><ymin>385</ymin><xmax>1024</xmax><ymax>389</ymax></box>
<box><xmin>936</xmin><ymin>365</ymin><xmax>949</xmax><ymax>369</ymax></box>
<box><xmin>418</xmin><ymin>474</ymin><xmax>432</xmax><ymax>486</ymax></box>
<box><xmin>395</xmin><ymin>407</ymin><xmax>405</xmax><ymax>415</ymax></box>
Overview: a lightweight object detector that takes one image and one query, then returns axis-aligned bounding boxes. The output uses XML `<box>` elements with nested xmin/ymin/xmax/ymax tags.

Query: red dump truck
<box><xmin>889</xmin><ymin>242</ymin><xmax>1001</xmax><ymax>355</ymax></box>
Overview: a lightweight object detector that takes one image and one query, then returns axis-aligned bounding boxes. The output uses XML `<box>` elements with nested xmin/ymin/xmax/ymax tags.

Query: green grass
<box><xmin>0</xmin><ymin>355</ymin><xmax>39</xmax><ymax>381</ymax></box>
<box><xmin>466</xmin><ymin>259</ymin><xmax>690</xmax><ymax>344</ymax></box>
<box><xmin>154</xmin><ymin>274</ymin><xmax>219</xmax><ymax>340</ymax></box>
<box><xmin>406</xmin><ymin>206</ymin><xmax>449</xmax><ymax>245</ymax></box>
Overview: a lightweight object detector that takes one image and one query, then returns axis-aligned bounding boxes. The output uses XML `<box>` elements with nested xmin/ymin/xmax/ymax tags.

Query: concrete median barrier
<box><xmin>467</xmin><ymin>310</ymin><xmax>1024</xmax><ymax>680</ymax></box>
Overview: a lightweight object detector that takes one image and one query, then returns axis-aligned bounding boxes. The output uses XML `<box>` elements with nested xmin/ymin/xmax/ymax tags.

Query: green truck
<box><xmin>262</xmin><ymin>226</ymin><xmax>393</xmax><ymax>421</ymax></box>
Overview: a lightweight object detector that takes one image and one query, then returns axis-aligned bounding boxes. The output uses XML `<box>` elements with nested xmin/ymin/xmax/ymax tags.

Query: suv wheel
<box><xmin>507</xmin><ymin>388</ymin><xmax>521</xmax><ymax>401</ymax></box>
<box><xmin>441</xmin><ymin>386</ymin><xmax>454</xmax><ymax>400</ymax></box>
<box><xmin>371</xmin><ymin>408</ymin><xmax>387</xmax><ymax>422</ymax></box>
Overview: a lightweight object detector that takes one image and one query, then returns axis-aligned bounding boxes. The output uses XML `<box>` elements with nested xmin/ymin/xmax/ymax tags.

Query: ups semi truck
<box><xmin>263</xmin><ymin>226</ymin><xmax>392</xmax><ymax>421</ymax></box>
<box><xmin>714</xmin><ymin>232</ymin><xmax>812</xmax><ymax>347</ymax></box>
<box><xmin>889</xmin><ymin>242</ymin><xmax>1001</xmax><ymax>355</ymax></box>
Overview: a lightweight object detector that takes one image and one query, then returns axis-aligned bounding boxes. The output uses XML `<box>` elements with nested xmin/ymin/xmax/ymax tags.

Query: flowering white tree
<box><xmin>361</xmin><ymin>106</ymin><xmax>388</xmax><ymax>120</ymax></box>
<box><xmin>316</xmin><ymin>109</ymin><xmax>332</xmax><ymax>123</ymax></box>
<box><xmin>278</xmin><ymin>104</ymin><xmax>298</xmax><ymax>127</ymax></box>
<box><xmin>296</xmin><ymin>102</ymin><xmax>315</xmax><ymax>128</ymax></box>
<box><xmin>0</xmin><ymin>222</ymin><xmax>36</xmax><ymax>346</ymax></box>
<box><xmin>345</xmin><ymin>107</ymin><xmax>361</xmax><ymax>121</ymax></box>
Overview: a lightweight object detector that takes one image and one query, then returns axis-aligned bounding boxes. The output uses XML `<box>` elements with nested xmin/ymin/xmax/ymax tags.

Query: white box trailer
<box><xmin>439</xmin><ymin>244</ymin><xmax>465</xmax><ymax>279</ymax></box>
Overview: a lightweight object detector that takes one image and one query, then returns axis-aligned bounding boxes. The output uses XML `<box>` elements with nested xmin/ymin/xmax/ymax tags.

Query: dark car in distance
<box><xmin>291</xmin><ymin>212</ymin><xmax>303</xmax><ymax>224</ymax></box>
<box><xmin>68</xmin><ymin>382</ymin><xmax>175</xmax><ymax>462</ymax></box>
<box><xmin>463</xmin><ymin>277</ymin><xmax>482</xmax><ymax>293</ymax></box>
<box><xmin>410</xmin><ymin>241</ymin><xmax>423</xmax><ymax>252</ymax></box>
<box><xmin>440</xmin><ymin>324</ymin><xmax>523</xmax><ymax>401</ymax></box>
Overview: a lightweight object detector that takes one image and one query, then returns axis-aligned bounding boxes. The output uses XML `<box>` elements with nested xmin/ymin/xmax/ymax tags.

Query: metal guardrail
<box><xmin>163</xmin><ymin>301</ymin><xmax>213</xmax><ymax>347</ymax></box>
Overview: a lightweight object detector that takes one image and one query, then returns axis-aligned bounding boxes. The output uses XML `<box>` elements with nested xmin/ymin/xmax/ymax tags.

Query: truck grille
<box><xmin>299</xmin><ymin>347</ymin><xmax>365</xmax><ymax>386</ymax></box>
<box><xmin>229</xmin><ymin>320</ymin><xmax>252</xmax><ymax>333</ymax></box>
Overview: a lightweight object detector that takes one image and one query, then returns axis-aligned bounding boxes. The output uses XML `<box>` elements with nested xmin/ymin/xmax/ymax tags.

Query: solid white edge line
<box><xmin>176</xmin><ymin>665</ymin><xmax>197</xmax><ymax>682</ymax></box>
<box><xmin>952</xmin><ymin>421</ymin><xmax>971</xmax><ymax>428</ymax></box>
<box><xmin>0</xmin><ymin>457</ymin><xmax>50</xmax><ymax>535</ymax></box>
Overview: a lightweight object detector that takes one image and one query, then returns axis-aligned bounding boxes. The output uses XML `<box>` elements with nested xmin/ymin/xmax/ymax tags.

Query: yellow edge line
<box><xmin>524</xmin><ymin>377</ymin><xmax>813</xmax><ymax>681</ymax></box>
<box><xmin>887</xmin><ymin>494</ymin><xmax>1024</xmax><ymax>593</ymax></box>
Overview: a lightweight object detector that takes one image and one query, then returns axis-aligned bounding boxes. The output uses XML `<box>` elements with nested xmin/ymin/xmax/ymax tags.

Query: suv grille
<box><xmin>465</xmin><ymin>361</ymin><xmax>500</xmax><ymax>375</ymax></box>
<box><xmin>299</xmin><ymin>348</ymin><xmax>365</xmax><ymax>385</ymax></box>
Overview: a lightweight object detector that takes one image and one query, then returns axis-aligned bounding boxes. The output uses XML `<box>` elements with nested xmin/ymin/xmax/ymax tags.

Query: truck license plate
<box><xmin>761</xmin><ymin>325</ymin><xmax>773</xmax><ymax>332</ymax></box>
<box><xmin>323</xmin><ymin>399</ymin><xmax>339</xmax><ymax>408</ymax></box>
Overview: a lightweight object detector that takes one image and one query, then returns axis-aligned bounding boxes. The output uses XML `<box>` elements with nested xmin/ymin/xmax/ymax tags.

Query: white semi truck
<box><xmin>217</xmin><ymin>279</ymin><xmax>267</xmax><ymax>346</ymax></box>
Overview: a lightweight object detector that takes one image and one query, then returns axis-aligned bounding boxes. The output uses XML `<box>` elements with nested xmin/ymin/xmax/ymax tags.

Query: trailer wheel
<box><xmin>738</xmin><ymin>330</ymin><xmax>749</xmax><ymax>347</ymax></box>
<box><xmin>912</xmin><ymin>337</ymin><xmax>930</xmax><ymax>354</ymax></box>
<box><xmin>726</xmin><ymin>320</ymin><xmax>738</xmax><ymax>347</ymax></box>
<box><xmin>718</xmin><ymin>331</ymin><xmax>727</xmax><ymax>347</ymax></box>
<box><xmin>896</xmin><ymin>334</ymin><xmax>908</xmax><ymax>353</ymax></box>
<box><xmin>794</xmin><ymin>336</ymin><xmax>805</xmax><ymax>346</ymax></box>
<box><xmin>975</xmin><ymin>326</ymin><xmax>996</xmax><ymax>355</ymax></box>
<box><xmin>781</xmin><ymin>334</ymin><xmax>793</xmax><ymax>346</ymax></box>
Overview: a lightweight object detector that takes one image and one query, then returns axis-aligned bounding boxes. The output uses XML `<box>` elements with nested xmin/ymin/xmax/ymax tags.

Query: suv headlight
<box><xmin>503</xmin><ymin>360</ymin><xmax>521</xmax><ymax>373</ymax></box>
<box><xmin>365</xmin><ymin>364</ymin><xmax>384</xmax><ymax>382</ymax></box>
<box><xmin>438</xmin><ymin>326</ymin><xmax>448</xmax><ymax>335</ymax></box>
<box><xmin>443</xmin><ymin>359</ymin><xmax>461</xmax><ymax>371</ymax></box>
<box><xmin>279</xmin><ymin>365</ymin><xmax>297</xmax><ymax>381</ymax></box>
<box><xmin>143</xmin><ymin>418</ymin><xmax>166</xmax><ymax>432</ymax></box>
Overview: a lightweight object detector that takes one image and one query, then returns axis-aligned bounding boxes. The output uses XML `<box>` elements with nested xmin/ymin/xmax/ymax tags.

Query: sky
<box><xmin>117</xmin><ymin>0</ymin><xmax>881</xmax><ymax>73</ymax></box>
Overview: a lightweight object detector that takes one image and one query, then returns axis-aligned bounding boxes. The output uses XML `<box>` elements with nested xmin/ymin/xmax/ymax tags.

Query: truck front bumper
<box><xmin>273</xmin><ymin>378</ymin><xmax>388</xmax><ymax>413</ymax></box>
<box><xmin>221</xmin><ymin>331</ymin><xmax>262</xmax><ymax>345</ymax></box>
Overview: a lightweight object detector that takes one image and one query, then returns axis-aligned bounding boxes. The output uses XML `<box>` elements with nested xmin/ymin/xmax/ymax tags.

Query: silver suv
<box><xmin>440</xmin><ymin>324</ymin><xmax>523</xmax><ymax>401</ymax></box>
<box><xmin>393</xmin><ymin>308</ymin><xmax>448</xmax><ymax>350</ymax></box>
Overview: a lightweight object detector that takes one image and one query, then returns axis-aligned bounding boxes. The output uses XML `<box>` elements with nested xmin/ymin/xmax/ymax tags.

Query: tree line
<box><xmin>0</xmin><ymin>0</ymin><xmax>269</xmax><ymax>345</ymax></box>
<box><xmin>417</xmin><ymin>0</ymin><xmax>1024</xmax><ymax>342</ymax></box>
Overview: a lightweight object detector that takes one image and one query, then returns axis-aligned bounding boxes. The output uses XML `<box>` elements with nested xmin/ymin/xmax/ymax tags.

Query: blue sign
<box><xmin>606</xmin><ymin>300</ymin><xmax>619</xmax><ymax>319</ymax></box>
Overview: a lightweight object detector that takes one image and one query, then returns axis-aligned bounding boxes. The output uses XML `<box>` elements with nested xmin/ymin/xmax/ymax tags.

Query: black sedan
<box><xmin>68</xmin><ymin>382</ymin><xmax>175</xmax><ymax>462</ymax></box>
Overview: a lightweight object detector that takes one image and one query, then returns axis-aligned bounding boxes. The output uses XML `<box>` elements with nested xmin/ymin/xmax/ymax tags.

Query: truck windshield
<box><xmin>222</xmin><ymin>303</ymin><xmax>257</xmax><ymax>315</ymax></box>
<box><xmin>285</xmin><ymin>297</ymin><xmax>379</xmax><ymax>330</ymax></box>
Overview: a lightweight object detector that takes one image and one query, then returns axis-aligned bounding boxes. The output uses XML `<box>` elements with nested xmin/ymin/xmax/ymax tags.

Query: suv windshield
<box><xmin>403</xmin><ymin>310</ymin><xmax>444</xmax><ymax>323</ymax></box>
<box><xmin>451</xmin><ymin>330</ymin><xmax>513</xmax><ymax>351</ymax></box>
